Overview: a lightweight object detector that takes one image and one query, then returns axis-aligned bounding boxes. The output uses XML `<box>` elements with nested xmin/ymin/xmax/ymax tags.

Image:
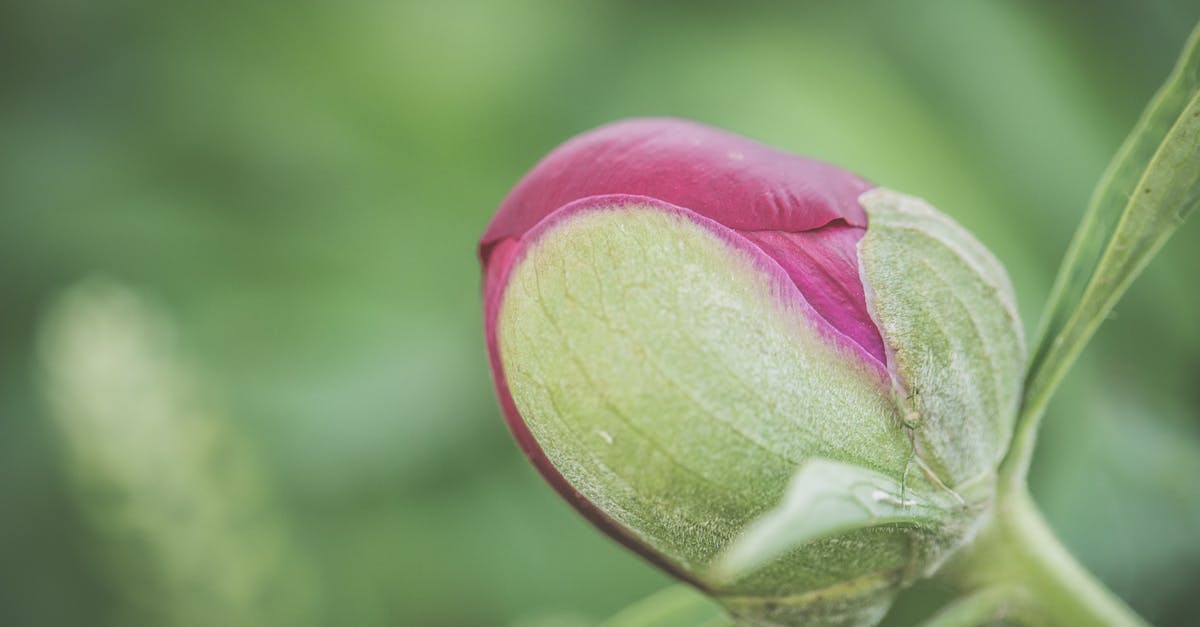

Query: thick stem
<box><xmin>945</xmin><ymin>486</ymin><xmax>1148</xmax><ymax>627</ymax></box>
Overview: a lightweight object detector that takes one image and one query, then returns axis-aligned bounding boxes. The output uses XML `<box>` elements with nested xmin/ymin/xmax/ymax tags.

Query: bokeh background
<box><xmin>3</xmin><ymin>1</ymin><xmax>1199</xmax><ymax>625</ymax></box>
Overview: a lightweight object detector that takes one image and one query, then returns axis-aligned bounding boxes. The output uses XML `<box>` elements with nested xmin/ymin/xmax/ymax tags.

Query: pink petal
<box><xmin>482</xmin><ymin>117</ymin><xmax>869</xmax><ymax>249</ymax></box>
<box><xmin>481</xmin><ymin>117</ymin><xmax>885</xmax><ymax>366</ymax></box>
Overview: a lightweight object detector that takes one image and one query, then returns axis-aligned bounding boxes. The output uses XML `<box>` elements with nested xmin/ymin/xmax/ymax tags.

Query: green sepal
<box><xmin>859</xmin><ymin>188</ymin><xmax>1026</xmax><ymax>488</ymax></box>
<box><xmin>499</xmin><ymin>202</ymin><xmax>916</xmax><ymax>587</ymax></box>
<box><xmin>713</xmin><ymin>459</ymin><xmax>965</xmax><ymax>584</ymax></box>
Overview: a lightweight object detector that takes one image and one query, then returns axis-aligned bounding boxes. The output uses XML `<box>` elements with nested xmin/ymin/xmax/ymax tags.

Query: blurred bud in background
<box><xmin>37</xmin><ymin>278</ymin><xmax>318</xmax><ymax>627</ymax></box>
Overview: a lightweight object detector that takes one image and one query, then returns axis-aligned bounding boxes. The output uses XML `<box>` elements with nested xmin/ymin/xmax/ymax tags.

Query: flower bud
<box><xmin>480</xmin><ymin>118</ymin><xmax>1024</xmax><ymax>625</ymax></box>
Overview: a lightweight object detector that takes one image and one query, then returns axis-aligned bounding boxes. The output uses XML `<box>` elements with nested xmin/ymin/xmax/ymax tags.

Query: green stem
<box><xmin>997</xmin><ymin>385</ymin><xmax>1051</xmax><ymax>490</ymax></box>
<box><xmin>945</xmin><ymin>486</ymin><xmax>1148</xmax><ymax>627</ymax></box>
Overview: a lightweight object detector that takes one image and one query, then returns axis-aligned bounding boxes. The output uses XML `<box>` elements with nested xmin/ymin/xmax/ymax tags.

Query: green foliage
<box><xmin>1023</xmin><ymin>21</ymin><xmax>1200</xmax><ymax>435</ymax></box>
<box><xmin>1</xmin><ymin>2</ymin><xmax>1198</xmax><ymax>626</ymax></box>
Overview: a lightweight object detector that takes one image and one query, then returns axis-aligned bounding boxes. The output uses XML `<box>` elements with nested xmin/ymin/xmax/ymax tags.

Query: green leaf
<box><xmin>712</xmin><ymin>459</ymin><xmax>959</xmax><ymax>583</ymax></box>
<box><xmin>1023</xmin><ymin>21</ymin><xmax>1200</xmax><ymax>427</ymax></box>
<box><xmin>600</xmin><ymin>586</ymin><xmax>731</xmax><ymax>627</ymax></box>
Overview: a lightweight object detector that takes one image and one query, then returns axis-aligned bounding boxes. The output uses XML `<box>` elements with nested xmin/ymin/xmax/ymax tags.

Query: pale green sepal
<box><xmin>499</xmin><ymin>204</ymin><xmax>914</xmax><ymax>589</ymax></box>
<box><xmin>713</xmin><ymin>459</ymin><xmax>960</xmax><ymax>584</ymax></box>
<box><xmin>601</xmin><ymin>586</ymin><xmax>732</xmax><ymax>627</ymax></box>
<box><xmin>717</xmin><ymin>573</ymin><xmax>899</xmax><ymax>627</ymax></box>
<box><xmin>859</xmin><ymin>189</ymin><xmax>1026</xmax><ymax>488</ymax></box>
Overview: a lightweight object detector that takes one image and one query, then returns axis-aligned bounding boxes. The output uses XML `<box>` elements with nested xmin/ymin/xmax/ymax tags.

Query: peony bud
<box><xmin>479</xmin><ymin>118</ymin><xmax>1024</xmax><ymax>625</ymax></box>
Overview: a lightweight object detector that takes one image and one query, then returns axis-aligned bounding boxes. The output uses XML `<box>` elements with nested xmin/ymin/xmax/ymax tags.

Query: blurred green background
<box><xmin>3</xmin><ymin>1</ymin><xmax>1199</xmax><ymax>625</ymax></box>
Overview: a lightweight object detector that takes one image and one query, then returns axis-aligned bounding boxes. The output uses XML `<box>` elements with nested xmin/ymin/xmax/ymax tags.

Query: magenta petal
<box><xmin>481</xmin><ymin>117</ymin><xmax>871</xmax><ymax>250</ymax></box>
<box><xmin>481</xmin><ymin>117</ymin><xmax>886</xmax><ymax>366</ymax></box>
<box><xmin>740</xmin><ymin>226</ymin><xmax>886</xmax><ymax>365</ymax></box>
